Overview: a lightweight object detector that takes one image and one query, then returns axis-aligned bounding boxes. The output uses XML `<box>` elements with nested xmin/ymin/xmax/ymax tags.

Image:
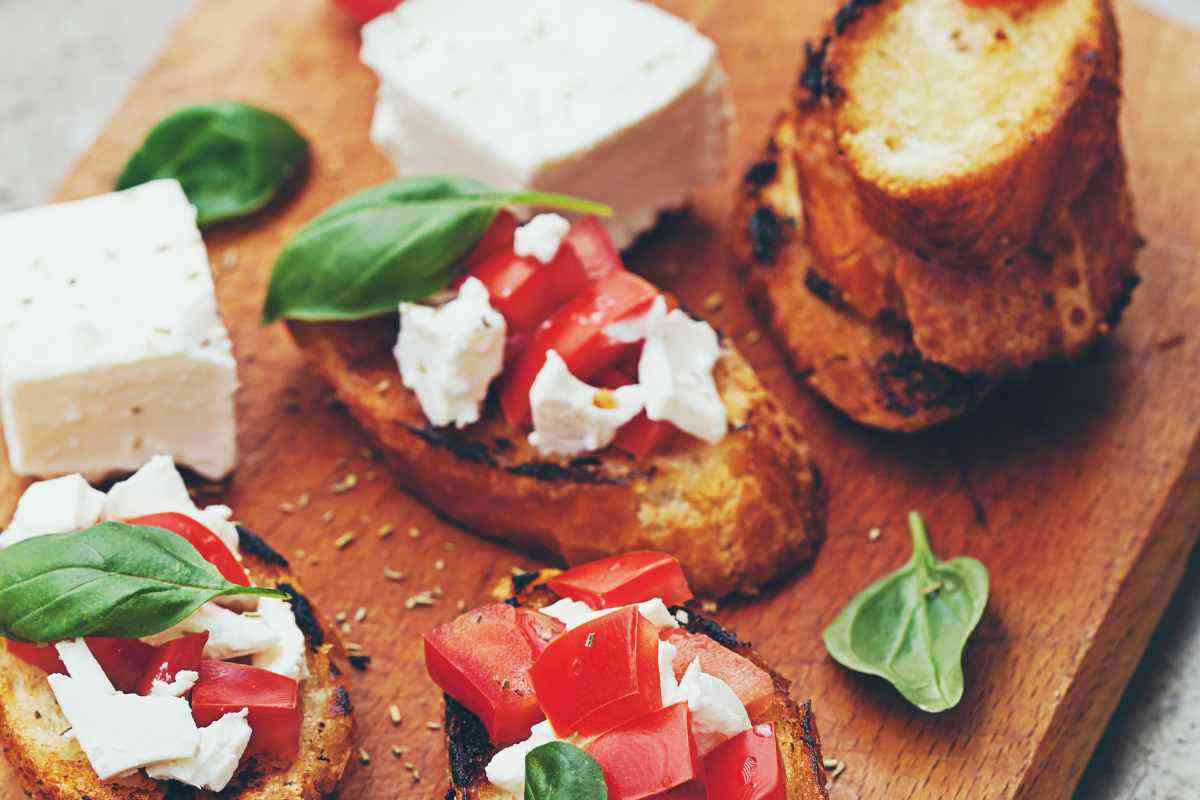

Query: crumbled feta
<box><xmin>635</xmin><ymin>598</ymin><xmax>680</xmax><ymax>630</ymax></box>
<box><xmin>658</xmin><ymin>639</ymin><xmax>681</xmax><ymax>707</ymax></box>
<box><xmin>0</xmin><ymin>474</ymin><xmax>105</xmax><ymax>548</ymax></box>
<box><xmin>362</xmin><ymin>0</ymin><xmax>733</xmax><ymax>249</ymax></box>
<box><xmin>149</xmin><ymin>670</ymin><xmax>199</xmax><ymax>698</ymax></box>
<box><xmin>145</xmin><ymin>708</ymin><xmax>252</xmax><ymax>792</ymax></box>
<box><xmin>485</xmin><ymin>720</ymin><xmax>556</xmax><ymax>796</ymax></box>
<box><xmin>142</xmin><ymin>603</ymin><xmax>277</xmax><ymax>660</ymax></box>
<box><xmin>539</xmin><ymin>597</ymin><xmax>596</xmax><ymax>630</ymax></box>
<box><xmin>0</xmin><ymin>179</ymin><xmax>238</xmax><ymax>481</ymax></box>
<box><xmin>674</xmin><ymin>658</ymin><xmax>751</xmax><ymax>755</ymax></box>
<box><xmin>251</xmin><ymin>598</ymin><xmax>310</xmax><ymax>680</ymax></box>
<box><xmin>396</xmin><ymin>277</ymin><xmax>506</xmax><ymax>428</ymax></box>
<box><xmin>607</xmin><ymin>297</ymin><xmax>727</xmax><ymax>443</ymax></box>
<box><xmin>528</xmin><ymin>351</ymin><xmax>644</xmax><ymax>456</ymax></box>
<box><xmin>102</xmin><ymin>455</ymin><xmax>240</xmax><ymax>556</ymax></box>
<box><xmin>54</xmin><ymin>640</ymin><xmax>115</xmax><ymax>695</ymax></box>
<box><xmin>513</xmin><ymin>213</ymin><xmax>571</xmax><ymax>264</ymax></box>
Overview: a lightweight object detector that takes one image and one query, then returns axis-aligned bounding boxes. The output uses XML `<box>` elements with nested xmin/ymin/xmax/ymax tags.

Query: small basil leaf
<box><xmin>261</xmin><ymin>175</ymin><xmax>613</xmax><ymax>323</ymax></box>
<box><xmin>117</xmin><ymin>102</ymin><xmax>309</xmax><ymax>228</ymax></box>
<box><xmin>525</xmin><ymin>741</ymin><xmax>608</xmax><ymax>800</ymax></box>
<box><xmin>822</xmin><ymin>512</ymin><xmax>989</xmax><ymax>713</ymax></box>
<box><xmin>0</xmin><ymin>522</ymin><xmax>284</xmax><ymax>643</ymax></box>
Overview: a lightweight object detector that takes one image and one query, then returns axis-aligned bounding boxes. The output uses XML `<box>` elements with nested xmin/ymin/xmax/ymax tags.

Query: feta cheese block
<box><xmin>673</xmin><ymin>658</ymin><xmax>751</xmax><ymax>755</ymax></box>
<box><xmin>528</xmin><ymin>350</ymin><xmax>644</xmax><ymax>456</ymax></box>
<box><xmin>145</xmin><ymin>709</ymin><xmax>252</xmax><ymax>792</ymax></box>
<box><xmin>0</xmin><ymin>179</ymin><xmax>238</xmax><ymax>481</ymax></box>
<box><xmin>362</xmin><ymin>0</ymin><xmax>734</xmax><ymax>249</ymax></box>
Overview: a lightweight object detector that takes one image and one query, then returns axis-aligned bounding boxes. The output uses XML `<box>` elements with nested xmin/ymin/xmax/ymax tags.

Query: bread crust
<box><xmin>822</xmin><ymin>0</ymin><xmax>1122</xmax><ymax>267</ymax></box>
<box><xmin>441</xmin><ymin>571</ymin><xmax>831</xmax><ymax>800</ymax></box>
<box><xmin>287</xmin><ymin>318</ymin><xmax>824</xmax><ymax>598</ymax></box>
<box><xmin>0</xmin><ymin>529</ymin><xmax>355</xmax><ymax>800</ymax></box>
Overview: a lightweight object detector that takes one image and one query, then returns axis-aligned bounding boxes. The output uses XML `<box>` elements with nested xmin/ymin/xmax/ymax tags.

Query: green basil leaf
<box><xmin>117</xmin><ymin>102</ymin><xmax>309</xmax><ymax>228</ymax></box>
<box><xmin>261</xmin><ymin>175</ymin><xmax>613</xmax><ymax>323</ymax></box>
<box><xmin>0</xmin><ymin>522</ymin><xmax>285</xmax><ymax>644</ymax></box>
<box><xmin>525</xmin><ymin>741</ymin><xmax>608</xmax><ymax>800</ymax></box>
<box><xmin>822</xmin><ymin>512</ymin><xmax>989</xmax><ymax>713</ymax></box>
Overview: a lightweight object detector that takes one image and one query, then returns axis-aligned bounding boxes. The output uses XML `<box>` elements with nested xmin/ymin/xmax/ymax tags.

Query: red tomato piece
<box><xmin>702</xmin><ymin>723</ymin><xmax>787</xmax><ymax>800</ymax></box>
<box><xmin>663</xmin><ymin>629</ymin><xmax>775</xmax><ymax>719</ymax></box>
<box><xmin>565</xmin><ymin>216</ymin><xmax>624</xmax><ymax>279</ymax></box>
<box><xmin>460</xmin><ymin>210</ymin><xmax>520</xmax><ymax>275</ymax></box>
<box><xmin>191</xmin><ymin>659</ymin><xmax>301</xmax><ymax>760</ymax></box>
<box><xmin>137</xmin><ymin>632</ymin><xmax>209</xmax><ymax>696</ymax></box>
<box><xmin>126</xmin><ymin>513</ymin><xmax>249</xmax><ymax>587</ymax></box>
<box><xmin>585</xmin><ymin>703</ymin><xmax>701</xmax><ymax>800</ymax></box>
<box><xmin>594</xmin><ymin>366</ymin><xmax>676</xmax><ymax>458</ymax></box>
<box><xmin>467</xmin><ymin>245</ymin><xmax>589</xmax><ymax>332</ymax></box>
<box><xmin>331</xmin><ymin>0</ymin><xmax>402</xmax><ymax>25</ymax></box>
<box><xmin>549</xmin><ymin>552</ymin><xmax>693</xmax><ymax>609</ymax></box>
<box><xmin>530</xmin><ymin>606</ymin><xmax>661</xmax><ymax>737</ymax></box>
<box><xmin>7</xmin><ymin>638</ymin><xmax>158</xmax><ymax>693</ymax></box>
<box><xmin>500</xmin><ymin>271</ymin><xmax>661</xmax><ymax>426</ymax></box>
<box><xmin>6</xmin><ymin>640</ymin><xmax>67</xmax><ymax>674</ymax></box>
<box><xmin>424</xmin><ymin>604</ymin><xmax>564</xmax><ymax>746</ymax></box>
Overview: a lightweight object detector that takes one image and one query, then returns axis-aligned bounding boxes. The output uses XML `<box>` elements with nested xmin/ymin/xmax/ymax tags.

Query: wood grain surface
<box><xmin>2</xmin><ymin>1</ymin><xmax>1199</xmax><ymax>798</ymax></box>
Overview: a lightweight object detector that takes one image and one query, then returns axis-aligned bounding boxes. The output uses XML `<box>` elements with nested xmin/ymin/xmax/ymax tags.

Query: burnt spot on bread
<box><xmin>404</xmin><ymin>423</ymin><xmax>498</xmax><ymax>466</ymax></box>
<box><xmin>511</xmin><ymin>570</ymin><xmax>542</xmax><ymax>595</ymax></box>
<box><xmin>237</xmin><ymin>526</ymin><xmax>290</xmax><ymax>569</ymax></box>
<box><xmin>800</xmin><ymin>37</ymin><xmax>838</xmax><ymax>101</ymax></box>
<box><xmin>749</xmin><ymin>206</ymin><xmax>786</xmax><ymax>264</ymax></box>
<box><xmin>163</xmin><ymin>783</ymin><xmax>199</xmax><ymax>800</ymax></box>
<box><xmin>277</xmin><ymin>583</ymin><xmax>325</xmax><ymax>650</ymax></box>
<box><xmin>675</xmin><ymin>607</ymin><xmax>747</xmax><ymax>650</ymax></box>
<box><xmin>804</xmin><ymin>269</ymin><xmax>848</xmax><ymax>311</ymax></box>
<box><xmin>834</xmin><ymin>0</ymin><xmax>884</xmax><ymax>34</ymax></box>
<box><xmin>744</xmin><ymin>160</ymin><xmax>779</xmax><ymax>189</ymax></box>
<box><xmin>348</xmin><ymin>654</ymin><xmax>371</xmax><ymax>671</ymax></box>
<box><xmin>799</xmin><ymin>699</ymin><xmax>831</xmax><ymax>794</ymax></box>
<box><xmin>874</xmin><ymin>350</ymin><xmax>986</xmax><ymax>417</ymax></box>
<box><xmin>331</xmin><ymin>686</ymin><xmax>353</xmax><ymax>717</ymax></box>
<box><xmin>1105</xmin><ymin>273</ymin><xmax>1141</xmax><ymax>326</ymax></box>
<box><xmin>445</xmin><ymin>695</ymin><xmax>494</xmax><ymax>791</ymax></box>
<box><xmin>505</xmin><ymin>460</ymin><xmax>628</xmax><ymax>486</ymax></box>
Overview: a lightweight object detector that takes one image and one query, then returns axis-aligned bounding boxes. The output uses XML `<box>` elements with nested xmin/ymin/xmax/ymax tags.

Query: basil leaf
<box><xmin>0</xmin><ymin>522</ymin><xmax>284</xmax><ymax>644</ymax></box>
<box><xmin>525</xmin><ymin>741</ymin><xmax>608</xmax><ymax>800</ymax></box>
<box><xmin>117</xmin><ymin>102</ymin><xmax>309</xmax><ymax>228</ymax></box>
<box><xmin>822</xmin><ymin>512</ymin><xmax>989</xmax><ymax>713</ymax></box>
<box><xmin>261</xmin><ymin>175</ymin><xmax>613</xmax><ymax>323</ymax></box>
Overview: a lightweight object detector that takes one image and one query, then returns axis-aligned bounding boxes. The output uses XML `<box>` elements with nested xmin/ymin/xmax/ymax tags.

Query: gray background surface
<box><xmin>1</xmin><ymin>1</ymin><xmax>1197</xmax><ymax>798</ymax></box>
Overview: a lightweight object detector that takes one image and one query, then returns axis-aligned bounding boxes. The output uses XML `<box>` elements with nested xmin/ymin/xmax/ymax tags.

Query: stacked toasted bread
<box><xmin>738</xmin><ymin>0</ymin><xmax>1141</xmax><ymax>431</ymax></box>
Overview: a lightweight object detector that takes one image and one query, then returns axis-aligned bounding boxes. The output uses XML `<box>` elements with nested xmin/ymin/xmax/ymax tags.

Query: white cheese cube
<box><xmin>0</xmin><ymin>180</ymin><xmax>238</xmax><ymax>481</ymax></box>
<box><xmin>142</xmin><ymin>603</ymin><xmax>278</xmax><ymax>660</ymax></box>
<box><xmin>528</xmin><ymin>351</ymin><xmax>644</xmax><ymax>456</ymax></box>
<box><xmin>362</xmin><ymin>0</ymin><xmax>733</xmax><ymax>249</ymax></box>
<box><xmin>0</xmin><ymin>474</ymin><xmax>105</xmax><ymax>548</ymax></box>
<box><xmin>539</xmin><ymin>597</ymin><xmax>596</xmax><ymax>630</ymax></box>
<box><xmin>54</xmin><ymin>640</ymin><xmax>116</xmax><ymax>695</ymax></box>
<box><xmin>396</xmin><ymin>277</ymin><xmax>506</xmax><ymax>428</ymax></box>
<box><xmin>47</xmin><ymin>675</ymin><xmax>199</xmax><ymax>780</ymax></box>
<box><xmin>674</xmin><ymin>658</ymin><xmax>751</xmax><ymax>755</ymax></box>
<box><xmin>251</xmin><ymin>598</ymin><xmax>310</xmax><ymax>680</ymax></box>
<box><xmin>485</xmin><ymin>720</ymin><xmax>557</xmax><ymax>796</ymax></box>
<box><xmin>145</xmin><ymin>709</ymin><xmax>252</xmax><ymax>792</ymax></box>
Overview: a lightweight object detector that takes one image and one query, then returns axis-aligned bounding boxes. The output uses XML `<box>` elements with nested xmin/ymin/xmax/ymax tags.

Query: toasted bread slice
<box><xmin>288</xmin><ymin>319</ymin><xmax>823</xmax><ymax>598</ymax></box>
<box><xmin>816</xmin><ymin>0</ymin><xmax>1121</xmax><ymax>266</ymax></box>
<box><xmin>0</xmin><ymin>528</ymin><xmax>355</xmax><ymax>800</ymax></box>
<box><xmin>441</xmin><ymin>570</ymin><xmax>831</xmax><ymax>800</ymax></box>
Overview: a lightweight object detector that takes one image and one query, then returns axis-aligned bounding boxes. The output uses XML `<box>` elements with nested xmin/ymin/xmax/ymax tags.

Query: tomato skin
<box><xmin>6</xmin><ymin>638</ymin><xmax>158</xmax><ymax>694</ymax></box>
<box><xmin>331</xmin><ymin>0</ymin><xmax>402</xmax><ymax>25</ymax></box>
<box><xmin>6</xmin><ymin>641</ymin><xmax>66</xmax><ymax>674</ymax></box>
<box><xmin>126</xmin><ymin>513</ymin><xmax>249</xmax><ymax>587</ymax></box>
<box><xmin>564</xmin><ymin>216</ymin><xmax>624</xmax><ymax>280</ymax></box>
<box><xmin>191</xmin><ymin>659</ymin><xmax>301</xmax><ymax>760</ymax></box>
<box><xmin>500</xmin><ymin>270</ymin><xmax>661</xmax><ymax>426</ymax></box>
<box><xmin>530</xmin><ymin>606</ymin><xmax>661</xmax><ymax>737</ymax></box>
<box><xmin>585</xmin><ymin>703</ymin><xmax>701</xmax><ymax>800</ymax></box>
<box><xmin>467</xmin><ymin>245</ymin><xmax>589</xmax><ymax>332</ymax></box>
<box><xmin>594</xmin><ymin>366</ymin><xmax>676</xmax><ymax>458</ymax></box>
<box><xmin>549</xmin><ymin>551</ymin><xmax>693</xmax><ymax>609</ymax></box>
<box><xmin>662</xmin><ymin>629</ymin><xmax>775</xmax><ymax>719</ymax></box>
<box><xmin>424</xmin><ymin>604</ymin><xmax>564</xmax><ymax>746</ymax></box>
<box><xmin>702</xmin><ymin>723</ymin><xmax>786</xmax><ymax>800</ymax></box>
<box><xmin>461</xmin><ymin>211</ymin><xmax>520</xmax><ymax>275</ymax></box>
<box><xmin>137</xmin><ymin>632</ymin><xmax>209</xmax><ymax>696</ymax></box>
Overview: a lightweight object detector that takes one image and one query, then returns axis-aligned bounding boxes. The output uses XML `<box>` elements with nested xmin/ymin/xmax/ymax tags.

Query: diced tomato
<box><xmin>137</xmin><ymin>633</ymin><xmax>209</xmax><ymax>696</ymax></box>
<box><xmin>424</xmin><ymin>604</ymin><xmax>564</xmax><ymax>746</ymax></box>
<box><xmin>702</xmin><ymin>724</ymin><xmax>786</xmax><ymax>800</ymax></box>
<box><xmin>7</xmin><ymin>638</ymin><xmax>158</xmax><ymax>693</ymax></box>
<box><xmin>549</xmin><ymin>552</ymin><xmax>693</xmax><ymax>609</ymax></box>
<box><xmin>657</xmin><ymin>781</ymin><xmax>708</xmax><ymax>800</ymax></box>
<box><xmin>331</xmin><ymin>0</ymin><xmax>402</xmax><ymax>25</ymax></box>
<box><xmin>505</xmin><ymin>330</ymin><xmax>532</xmax><ymax>365</ymax></box>
<box><xmin>585</xmin><ymin>703</ymin><xmax>701</xmax><ymax>800</ymax></box>
<box><xmin>501</xmin><ymin>271</ymin><xmax>661</xmax><ymax>426</ymax></box>
<box><xmin>565</xmin><ymin>216</ymin><xmax>624</xmax><ymax>280</ymax></box>
<box><xmin>663</xmin><ymin>630</ymin><xmax>775</xmax><ymax>719</ymax></box>
<box><xmin>460</xmin><ymin>210</ymin><xmax>520</xmax><ymax>275</ymax></box>
<box><xmin>594</xmin><ymin>366</ymin><xmax>676</xmax><ymax>458</ymax></box>
<box><xmin>466</xmin><ymin>246</ymin><xmax>590</xmax><ymax>332</ymax></box>
<box><xmin>126</xmin><ymin>513</ymin><xmax>249</xmax><ymax>587</ymax></box>
<box><xmin>191</xmin><ymin>660</ymin><xmax>301</xmax><ymax>760</ymax></box>
<box><xmin>6</xmin><ymin>640</ymin><xmax>67</xmax><ymax>674</ymax></box>
<box><xmin>530</xmin><ymin>606</ymin><xmax>661</xmax><ymax>737</ymax></box>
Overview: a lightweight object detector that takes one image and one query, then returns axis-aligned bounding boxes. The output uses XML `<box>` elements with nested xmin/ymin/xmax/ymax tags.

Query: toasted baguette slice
<box><xmin>0</xmin><ymin>528</ymin><xmax>355</xmax><ymax>800</ymax></box>
<box><xmin>817</xmin><ymin>0</ymin><xmax>1121</xmax><ymax>266</ymax></box>
<box><xmin>288</xmin><ymin>318</ymin><xmax>823</xmax><ymax>598</ymax></box>
<box><xmin>441</xmin><ymin>570</ymin><xmax>831</xmax><ymax>800</ymax></box>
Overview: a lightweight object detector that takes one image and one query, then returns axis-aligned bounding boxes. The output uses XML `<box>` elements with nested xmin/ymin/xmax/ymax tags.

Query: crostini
<box><xmin>424</xmin><ymin>552</ymin><xmax>830</xmax><ymax>799</ymax></box>
<box><xmin>277</xmin><ymin>186</ymin><xmax>823</xmax><ymax>598</ymax></box>
<box><xmin>0</xmin><ymin>457</ymin><xmax>354</xmax><ymax>799</ymax></box>
<box><xmin>737</xmin><ymin>0</ymin><xmax>1141</xmax><ymax>432</ymax></box>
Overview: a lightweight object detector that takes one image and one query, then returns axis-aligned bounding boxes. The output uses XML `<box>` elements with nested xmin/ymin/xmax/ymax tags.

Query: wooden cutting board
<box><xmin>2</xmin><ymin>0</ymin><xmax>1198</xmax><ymax>797</ymax></box>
